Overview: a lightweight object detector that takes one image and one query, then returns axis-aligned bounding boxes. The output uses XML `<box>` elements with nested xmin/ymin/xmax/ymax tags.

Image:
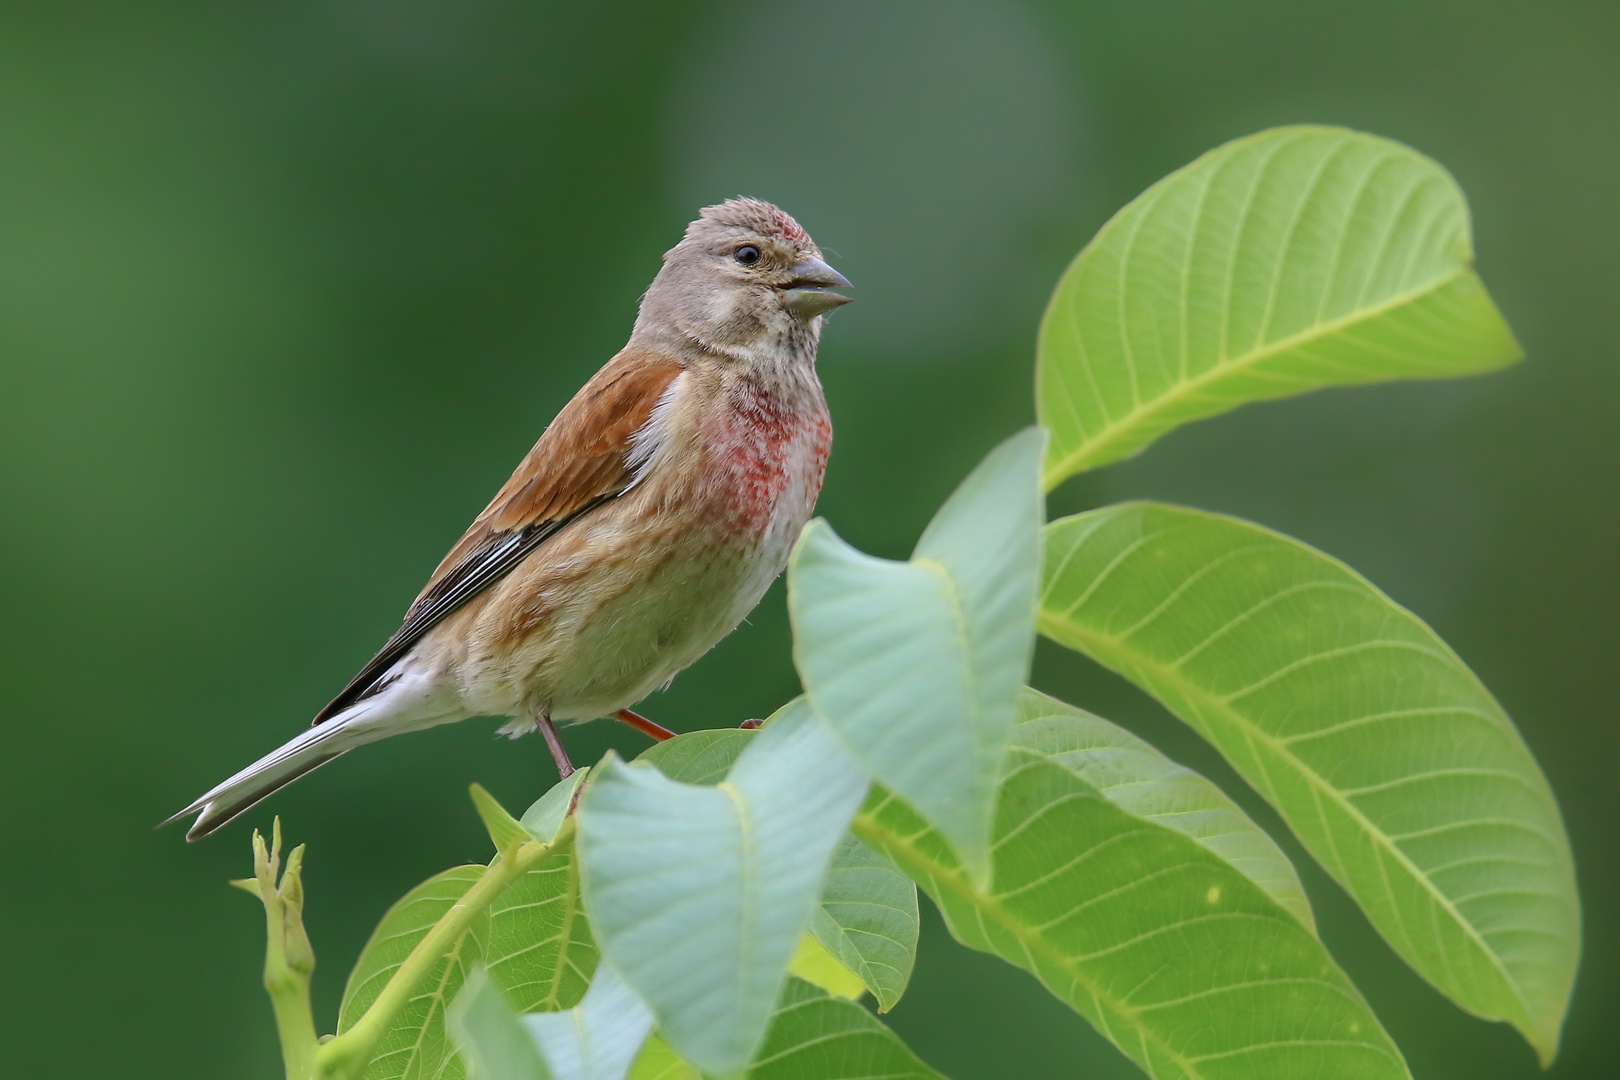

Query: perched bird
<box><xmin>168</xmin><ymin>198</ymin><xmax>849</xmax><ymax>840</ymax></box>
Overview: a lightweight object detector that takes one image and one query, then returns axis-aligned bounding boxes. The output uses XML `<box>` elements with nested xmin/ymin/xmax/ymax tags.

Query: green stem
<box><xmin>315</xmin><ymin>824</ymin><xmax>568</xmax><ymax>1080</ymax></box>
<box><xmin>244</xmin><ymin>821</ymin><xmax>320</xmax><ymax>1080</ymax></box>
<box><xmin>266</xmin><ymin>935</ymin><xmax>319</xmax><ymax>1080</ymax></box>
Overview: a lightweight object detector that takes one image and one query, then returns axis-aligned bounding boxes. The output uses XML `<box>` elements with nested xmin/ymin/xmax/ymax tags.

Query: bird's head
<box><xmin>635</xmin><ymin>197</ymin><xmax>851</xmax><ymax>354</ymax></box>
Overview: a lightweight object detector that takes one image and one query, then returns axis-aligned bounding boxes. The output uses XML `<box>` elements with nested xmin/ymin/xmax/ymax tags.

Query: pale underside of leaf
<box><xmin>578</xmin><ymin>705</ymin><xmax>869</xmax><ymax>1076</ymax></box>
<box><xmin>790</xmin><ymin>429</ymin><xmax>1044</xmax><ymax>884</ymax></box>
<box><xmin>1038</xmin><ymin>503</ymin><xmax>1578</xmax><ymax>1062</ymax></box>
<box><xmin>518</xmin><ymin>962</ymin><xmax>653</xmax><ymax>1080</ymax></box>
<box><xmin>1037</xmin><ymin>125</ymin><xmax>1521</xmax><ymax>485</ymax></box>
<box><xmin>790</xmin><ymin>528</ymin><xmax>995</xmax><ymax>877</ymax></box>
<box><xmin>638</xmin><ymin>724</ymin><xmax>921</xmax><ymax>1013</ymax></box>
<box><xmin>447</xmin><ymin>970</ymin><xmax>546</xmax><ymax>1080</ymax></box>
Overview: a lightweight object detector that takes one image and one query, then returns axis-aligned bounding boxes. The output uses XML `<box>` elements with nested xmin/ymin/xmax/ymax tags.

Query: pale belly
<box><xmin>439</xmin><ymin>431</ymin><xmax>822</xmax><ymax>726</ymax></box>
<box><xmin>539</xmin><ymin>515</ymin><xmax>795</xmax><ymax>723</ymax></box>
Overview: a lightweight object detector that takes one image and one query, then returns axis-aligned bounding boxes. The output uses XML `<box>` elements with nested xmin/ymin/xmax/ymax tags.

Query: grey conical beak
<box><xmin>780</xmin><ymin>256</ymin><xmax>853</xmax><ymax>320</ymax></box>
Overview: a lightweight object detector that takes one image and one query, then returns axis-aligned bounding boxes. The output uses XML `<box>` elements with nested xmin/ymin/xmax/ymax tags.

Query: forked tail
<box><xmin>161</xmin><ymin>723</ymin><xmax>350</xmax><ymax>841</ymax></box>
<box><xmin>164</xmin><ymin>656</ymin><xmax>470</xmax><ymax>841</ymax></box>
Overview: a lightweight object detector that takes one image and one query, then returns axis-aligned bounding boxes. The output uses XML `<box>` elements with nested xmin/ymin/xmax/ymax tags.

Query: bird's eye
<box><xmin>734</xmin><ymin>244</ymin><xmax>761</xmax><ymax>266</ymax></box>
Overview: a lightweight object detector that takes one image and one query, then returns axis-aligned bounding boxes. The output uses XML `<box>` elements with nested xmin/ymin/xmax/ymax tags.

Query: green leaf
<box><xmin>577</xmin><ymin>700</ymin><xmax>869</xmax><ymax>1076</ymax></box>
<box><xmin>854</xmin><ymin>738</ymin><xmax>1408</xmax><ymax>1079</ymax></box>
<box><xmin>338</xmin><ymin>836</ymin><xmax>596</xmax><ymax>1079</ymax></box>
<box><xmin>627</xmin><ymin>1037</ymin><xmax>699</xmax><ymax>1080</ymax></box>
<box><xmin>473</xmin><ymin>784</ymin><xmax>532</xmax><ymax>854</ymax></box>
<box><xmin>522</xmin><ymin>768</ymin><xmax>591</xmax><ymax>843</ymax></box>
<box><xmin>636</xmin><ymin>716</ymin><xmax>921</xmax><ymax>1013</ymax></box>
<box><xmin>787</xmin><ymin>934</ymin><xmax>866</xmax><ymax>1001</ymax></box>
<box><xmin>486</xmin><ymin>838</ymin><xmax>598</xmax><ymax>1014</ymax></box>
<box><xmin>449</xmin><ymin>969</ymin><xmax>548</xmax><ymax>1080</ymax></box>
<box><xmin>744</xmin><ymin>977</ymin><xmax>949</xmax><ymax>1080</ymax></box>
<box><xmin>1037</xmin><ymin>125</ymin><xmax>1522</xmax><ymax>486</ymax></box>
<box><xmin>1039</xmin><ymin>503</ymin><xmax>1579</xmax><ymax>1062</ymax></box>
<box><xmin>789</xmin><ymin>428</ymin><xmax>1046</xmax><ymax>881</ymax></box>
<box><xmin>338</xmin><ymin>865</ymin><xmax>489</xmax><ymax>1080</ymax></box>
<box><xmin>806</xmin><ymin>834</ymin><xmax>919</xmax><ymax>1012</ymax></box>
<box><xmin>1013</xmin><ymin>687</ymin><xmax>1314</xmax><ymax>932</ymax></box>
<box><xmin>635</xmin><ymin>728</ymin><xmax>755</xmax><ymax>784</ymax></box>
<box><xmin>618</xmin><ymin>978</ymin><xmax>950</xmax><ymax>1080</ymax></box>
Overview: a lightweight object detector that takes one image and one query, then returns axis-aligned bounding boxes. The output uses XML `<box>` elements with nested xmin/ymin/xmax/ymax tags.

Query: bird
<box><xmin>167</xmin><ymin>197</ymin><xmax>849</xmax><ymax>841</ymax></box>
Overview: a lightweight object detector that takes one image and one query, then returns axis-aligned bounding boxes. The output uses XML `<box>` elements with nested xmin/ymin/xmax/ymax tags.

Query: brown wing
<box><xmin>312</xmin><ymin>348</ymin><xmax>684</xmax><ymax>724</ymax></box>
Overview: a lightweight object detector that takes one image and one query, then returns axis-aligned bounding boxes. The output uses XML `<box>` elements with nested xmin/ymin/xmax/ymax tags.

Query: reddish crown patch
<box><xmin>701</xmin><ymin>197</ymin><xmax>811</xmax><ymax>248</ymax></box>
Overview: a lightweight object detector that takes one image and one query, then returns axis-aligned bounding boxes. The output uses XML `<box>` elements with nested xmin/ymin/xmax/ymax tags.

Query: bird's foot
<box><xmin>615</xmin><ymin>708</ymin><xmax>677</xmax><ymax>742</ymax></box>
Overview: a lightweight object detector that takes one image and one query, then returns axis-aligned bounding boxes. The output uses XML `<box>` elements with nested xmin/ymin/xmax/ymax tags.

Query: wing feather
<box><xmin>312</xmin><ymin>349</ymin><xmax>685</xmax><ymax>724</ymax></box>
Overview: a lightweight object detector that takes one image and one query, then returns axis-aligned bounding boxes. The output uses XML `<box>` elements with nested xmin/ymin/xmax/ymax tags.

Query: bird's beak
<box><xmin>779</xmin><ymin>256</ymin><xmax>853</xmax><ymax>320</ymax></box>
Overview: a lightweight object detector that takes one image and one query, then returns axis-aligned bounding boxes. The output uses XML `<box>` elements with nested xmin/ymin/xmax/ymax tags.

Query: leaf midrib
<box><xmin>538</xmin><ymin>852</ymin><xmax>585</xmax><ymax>1011</ymax></box>
<box><xmin>1036</xmin><ymin>609</ymin><xmax>1538</xmax><ymax>1038</ymax></box>
<box><xmin>1042</xmin><ymin>265</ymin><xmax>1471</xmax><ymax>484</ymax></box>
<box><xmin>851</xmin><ymin>796</ymin><xmax>1208</xmax><ymax>1080</ymax></box>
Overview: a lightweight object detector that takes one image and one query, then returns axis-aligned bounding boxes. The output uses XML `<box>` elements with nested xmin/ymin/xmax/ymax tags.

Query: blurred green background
<box><xmin>1</xmin><ymin>1</ymin><xmax>1614</xmax><ymax>1076</ymax></box>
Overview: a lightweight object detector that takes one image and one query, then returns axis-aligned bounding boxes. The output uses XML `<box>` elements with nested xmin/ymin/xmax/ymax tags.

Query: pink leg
<box><xmin>616</xmin><ymin>708</ymin><xmax>677</xmax><ymax>742</ymax></box>
<box><xmin>537</xmin><ymin>712</ymin><xmax>575</xmax><ymax>779</ymax></box>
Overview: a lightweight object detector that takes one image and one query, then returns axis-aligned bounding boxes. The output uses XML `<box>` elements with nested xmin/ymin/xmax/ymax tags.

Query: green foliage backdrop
<box><xmin>233</xmin><ymin>126</ymin><xmax>1574</xmax><ymax>1080</ymax></box>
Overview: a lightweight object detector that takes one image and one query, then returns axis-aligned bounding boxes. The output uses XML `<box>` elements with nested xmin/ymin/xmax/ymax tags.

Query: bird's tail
<box><xmin>162</xmin><ymin>722</ymin><xmax>352</xmax><ymax>841</ymax></box>
<box><xmin>164</xmin><ymin>658</ymin><xmax>469</xmax><ymax>840</ymax></box>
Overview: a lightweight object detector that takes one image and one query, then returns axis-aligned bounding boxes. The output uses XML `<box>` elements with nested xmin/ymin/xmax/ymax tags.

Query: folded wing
<box><xmin>312</xmin><ymin>349</ymin><xmax>685</xmax><ymax>724</ymax></box>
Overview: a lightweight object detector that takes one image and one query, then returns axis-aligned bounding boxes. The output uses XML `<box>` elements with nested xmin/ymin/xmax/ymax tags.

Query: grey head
<box><xmin>633</xmin><ymin>197</ymin><xmax>851</xmax><ymax>355</ymax></box>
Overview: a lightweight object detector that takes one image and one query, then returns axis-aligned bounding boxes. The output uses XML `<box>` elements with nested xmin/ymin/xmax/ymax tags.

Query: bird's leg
<box><xmin>739</xmin><ymin>719</ymin><xmax>764</xmax><ymax>730</ymax></box>
<box><xmin>536</xmin><ymin>712</ymin><xmax>575</xmax><ymax>779</ymax></box>
<box><xmin>615</xmin><ymin>708</ymin><xmax>676</xmax><ymax>742</ymax></box>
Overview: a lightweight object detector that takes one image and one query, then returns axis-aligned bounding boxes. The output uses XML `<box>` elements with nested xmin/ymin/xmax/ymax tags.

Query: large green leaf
<box><xmin>577</xmin><ymin>701</ymin><xmax>869</xmax><ymax>1076</ymax></box>
<box><xmin>338</xmin><ymin>825</ymin><xmax>596</xmax><ymax>1079</ymax></box>
<box><xmin>744</xmin><ymin>977</ymin><xmax>948</xmax><ymax>1080</ymax></box>
<box><xmin>626</xmin><ymin>1037</ymin><xmax>699</xmax><ymax>1080</ymax></box>
<box><xmin>485</xmin><ymin>844</ymin><xmax>598</xmax><ymax>1014</ymax></box>
<box><xmin>786</xmin><ymin>933</ymin><xmax>867</xmax><ymax>1001</ymax></box>
<box><xmin>339</xmin><ymin>866</ymin><xmax>488</xmax><ymax>1080</ymax></box>
<box><xmin>1037</xmin><ymin>125</ymin><xmax>1521</xmax><ymax>486</ymax></box>
<box><xmin>635</xmin><ymin>728</ymin><xmax>755</xmax><ymax>784</ymax></box>
<box><xmin>1014</xmin><ymin>688</ymin><xmax>1315</xmax><ymax>932</ymax></box>
<box><xmin>805</xmin><ymin>834</ymin><xmax>919</xmax><ymax>1012</ymax></box>
<box><xmin>854</xmin><ymin>720</ymin><xmax>1408</xmax><ymax>1080</ymax></box>
<box><xmin>789</xmin><ymin>428</ymin><xmax>1046</xmax><ymax>880</ymax></box>
<box><xmin>627</xmin><ymin>978</ymin><xmax>948</xmax><ymax>1080</ymax></box>
<box><xmin>638</xmin><ymin>723</ymin><xmax>920</xmax><ymax>1013</ymax></box>
<box><xmin>1039</xmin><ymin>503</ymin><xmax>1579</xmax><ymax>1062</ymax></box>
